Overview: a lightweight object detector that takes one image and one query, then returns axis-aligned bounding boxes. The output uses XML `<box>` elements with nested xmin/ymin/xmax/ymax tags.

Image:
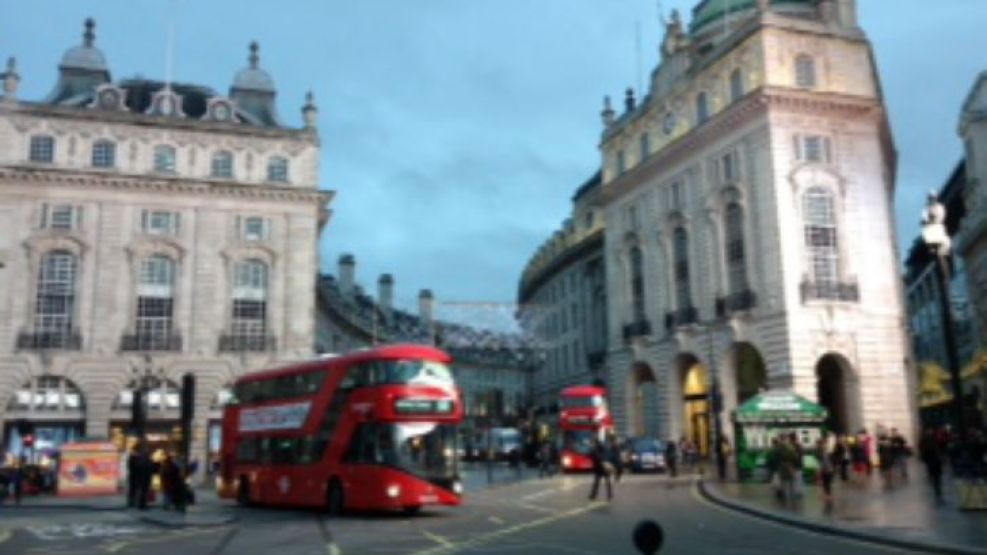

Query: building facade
<box><xmin>903</xmin><ymin>163</ymin><xmax>980</xmax><ymax>428</ymax></box>
<box><xmin>315</xmin><ymin>254</ymin><xmax>534</xmax><ymax>432</ymax></box>
<box><xmin>0</xmin><ymin>21</ymin><xmax>332</xmax><ymax>471</ymax></box>
<box><xmin>517</xmin><ymin>172</ymin><xmax>609</xmax><ymax>414</ymax></box>
<box><xmin>598</xmin><ymin>0</ymin><xmax>914</xmax><ymax>450</ymax></box>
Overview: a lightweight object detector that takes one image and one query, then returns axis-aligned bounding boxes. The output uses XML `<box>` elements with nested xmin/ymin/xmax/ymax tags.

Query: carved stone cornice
<box><xmin>600</xmin><ymin>86</ymin><xmax>883</xmax><ymax>205</ymax></box>
<box><xmin>0</xmin><ymin>166</ymin><xmax>335</xmax><ymax>206</ymax></box>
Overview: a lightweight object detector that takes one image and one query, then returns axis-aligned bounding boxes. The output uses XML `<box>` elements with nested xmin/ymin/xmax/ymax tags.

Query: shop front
<box><xmin>733</xmin><ymin>390</ymin><xmax>827</xmax><ymax>482</ymax></box>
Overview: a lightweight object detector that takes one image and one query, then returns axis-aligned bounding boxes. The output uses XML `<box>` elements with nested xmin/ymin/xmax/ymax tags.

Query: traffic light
<box><xmin>181</xmin><ymin>373</ymin><xmax>195</xmax><ymax>424</ymax></box>
<box><xmin>131</xmin><ymin>389</ymin><xmax>146</xmax><ymax>438</ymax></box>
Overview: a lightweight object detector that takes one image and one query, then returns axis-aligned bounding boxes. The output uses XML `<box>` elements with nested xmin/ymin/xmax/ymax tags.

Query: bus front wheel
<box><xmin>402</xmin><ymin>505</ymin><xmax>422</xmax><ymax>516</ymax></box>
<box><xmin>327</xmin><ymin>479</ymin><xmax>345</xmax><ymax>516</ymax></box>
<box><xmin>237</xmin><ymin>478</ymin><xmax>252</xmax><ymax>506</ymax></box>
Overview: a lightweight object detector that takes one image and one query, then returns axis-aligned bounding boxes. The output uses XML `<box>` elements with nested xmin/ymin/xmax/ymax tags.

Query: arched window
<box><xmin>724</xmin><ymin>203</ymin><xmax>748</xmax><ymax>294</ymax></box>
<box><xmin>696</xmin><ymin>92</ymin><xmax>710</xmax><ymax>124</ymax></box>
<box><xmin>7</xmin><ymin>376</ymin><xmax>85</xmax><ymax>412</ymax></box>
<box><xmin>267</xmin><ymin>156</ymin><xmax>289</xmax><ymax>182</ymax></box>
<box><xmin>211</xmin><ymin>150</ymin><xmax>234</xmax><ymax>178</ymax></box>
<box><xmin>153</xmin><ymin>145</ymin><xmax>176</xmax><ymax>173</ymax></box>
<box><xmin>34</xmin><ymin>250</ymin><xmax>78</xmax><ymax>342</ymax></box>
<box><xmin>730</xmin><ymin>68</ymin><xmax>744</xmax><ymax>102</ymax></box>
<box><xmin>803</xmin><ymin>187</ymin><xmax>839</xmax><ymax>288</ymax></box>
<box><xmin>29</xmin><ymin>135</ymin><xmax>55</xmax><ymax>163</ymax></box>
<box><xmin>91</xmin><ymin>140</ymin><xmax>116</xmax><ymax>168</ymax></box>
<box><xmin>231</xmin><ymin>259</ymin><xmax>269</xmax><ymax>346</ymax></box>
<box><xmin>134</xmin><ymin>255</ymin><xmax>176</xmax><ymax>350</ymax></box>
<box><xmin>630</xmin><ymin>246</ymin><xmax>646</xmax><ymax>322</ymax></box>
<box><xmin>795</xmin><ymin>55</ymin><xmax>816</xmax><ymax>89</ymax></box>
<box><xmin>673</xmin><ymin>227</ymin><xmax>692</xmax><ymax>309</ymax></box>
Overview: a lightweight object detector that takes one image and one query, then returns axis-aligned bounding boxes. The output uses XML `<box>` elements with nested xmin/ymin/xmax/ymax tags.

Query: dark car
<box><xmin>625</xmin><ymin>437</ymin><xmax>666</xmax><ymax>473</ymax></box>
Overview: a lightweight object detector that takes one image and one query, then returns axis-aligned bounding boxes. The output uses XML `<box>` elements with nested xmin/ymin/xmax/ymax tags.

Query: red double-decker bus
<box><xmin>219</xmin><ymin>344</ymin><xmax>464</xmax><ymax>514</ymax></box>
<box><xmin>559</xmin><ymin>385</ymin><xmax>613</xmax><ymax>472</ymax></box>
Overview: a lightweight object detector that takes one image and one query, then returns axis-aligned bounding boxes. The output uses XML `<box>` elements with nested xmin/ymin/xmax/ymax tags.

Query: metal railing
<box><xmin>665</xmin><ymin>306</ymin><xmax>699</xmax><ymax>330</ymax></box>
<box><xmin>622</xmin><ymin>319</ymin><xmax>652</xmax><ymax>341</ymax></box>
<box><xmin>120</xmin><ymin>332</ymin><xmax>183</xmax><ymax>352</ymax></box>
<box><xmin>716</xmin><ymin>289</ymin><xmax>758</xmax><ymax>317</ymax></box>
<box><xmin>800</xmin><ymin>280</ymin><xmax>859</xmax><ymax>303</ymax></box>
<box><xmin>218</xmin><ymin>334</ymin><xmax>277</xmax><ymax>353</ymax></box>
<box><xmin>16</xmin><ymin>329</ymin><xmax>82</xmax><ymax>350</ymax></box>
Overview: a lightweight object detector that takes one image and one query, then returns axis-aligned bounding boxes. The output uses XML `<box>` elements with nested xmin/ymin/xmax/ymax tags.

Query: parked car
<box><xmin>625</xmin><ymin>437</ymin><xmax>666</xmax><ymax>473</ymax></box>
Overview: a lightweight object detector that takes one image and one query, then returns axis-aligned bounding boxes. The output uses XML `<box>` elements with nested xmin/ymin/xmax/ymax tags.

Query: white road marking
<box><xmin>487</xmin><ymin>516</ymin><xmax>504</xmax><ymax>525</ymax></box>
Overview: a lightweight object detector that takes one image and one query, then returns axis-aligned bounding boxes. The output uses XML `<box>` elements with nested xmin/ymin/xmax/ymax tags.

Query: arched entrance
<box><xmin>733</xmin><ymin>343</ymin><xmax>767</xmax><ymax>405</ymax></box>
<box><xmin>630</xmin><ymin>362</ymin><xmax>659</xmax><ymax>437</ymax></box>
<box><xmin>4</xmin><ymin>376</ymin><xmax>87</xmax><ymax>459</ymax></box>
<box><xmin>678</xmin><ymin>354</ymin><xmax>709</xmax><ymax>456</ymax></box>
<box><xmin>815</xmin><ymin>353</ymin><xmax>859</xmax><ymax>434</ymax></box>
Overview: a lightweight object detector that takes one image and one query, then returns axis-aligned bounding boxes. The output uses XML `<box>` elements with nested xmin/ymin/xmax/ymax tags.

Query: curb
<box><xmin>697</xmin><ymin>480</ymin><xmax>987</xmax><ymax>555</ymax></box>
<box><xmin>0</xmin><ymin>503</ymin><xmax>126</xmax><ymax>511</ymax></box>
<box><xmin>136</xmin><ymin>513</ymin><xmax>239</xmax><ymax>528</ymax></box>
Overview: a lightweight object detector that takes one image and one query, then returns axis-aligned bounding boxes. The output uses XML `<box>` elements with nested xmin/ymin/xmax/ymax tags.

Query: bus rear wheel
<box><xmin>327</xmin><ymin>479</ymin><xmax>345</xmax><ymax>516</ymax></box>
<box><xmin>402</xmin><ymin>505</ymin><xmax>422</xmax><ymax>516</ymax></box>
<box><xmin>237</xmin><ymin>479</ymin><xmax>252</xmax><ymax>506</ymax></box>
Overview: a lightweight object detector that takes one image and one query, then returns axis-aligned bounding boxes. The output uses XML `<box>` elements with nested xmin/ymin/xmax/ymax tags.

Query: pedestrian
<box><xmin>850</xmin><ymin>435</ymin><xmax>868</xmax><ymax>485</ymax></box>
<box><xmin>607</xmin><ymin>435</ymin><xmax>624</xmax><ymax>484</ymax></box>
<box><xmin>776</xmin><ymin>436</ymin><xmax>798</xmax><ymax>503</ymax></box>
<box><xmin>134</xmin><ymin>447</ymin><xmax>153</xmax><ymax>510</ymax></box>
<box><xmin>665</xmin><ymin>439</ymin><xmax>678</xmax><ymax>478</ymax></box>
<box><xmin>126</xmin><ymin>446</ymin><xmax>141</xmax><ymax>508</ymax></box>
<box><xmin>538</xmin><ymin>441</ymin><xmax>552</xmax><ymax>478</ymax></box>
<box><xmin>834</xmin><ymin>435</ymin><xmax>850</xmax><ymax>482</ymax></box>
<box><xmin>918</xmin><ymin>428</ymin><xmax>943</xmax><ymax>501</ymax></box>
<box><xmin>890</xmin><ymin>428</ymin><xmax>909</xmax><ymax>482</ymax></box>
<box><xmin>587</xmin><ymin>440</ymin><xmax>612</xmax><ymax>501</ymax></box>
<box><xmin>788</xmin><ymin>433</ymin><xmax>804</xmax><ymax>498</ymax></box>
<box><xmin>160</xmin><ymin>454</ymin><xmax>186</xmax><ymax>512</ymax></box>
<box><xmin>815</xmin><ymin>435</ymin><xmax>835</xmax><ymax>502</ymax></box>
<box><xmin>716</xmin><ymin>435</ymin><xmax>731</xmax><ymax>480</ymax></box>
<box><xmin>861</xmin><ymin>429</ymin><xmax>875</xmax><ymax>477</ymax></box>
<box><xmin>877</xmin><ymin>432</ymin><xmax>895</xmax><ymax>489</ymax></box>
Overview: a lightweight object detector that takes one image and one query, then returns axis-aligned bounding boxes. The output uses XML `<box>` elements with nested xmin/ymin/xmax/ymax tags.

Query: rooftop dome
<box><xmin>232</xmin><ymin>41</ymin><xmax>275</xmax><ymax>93</ymax></box>
<box><xmin>59</xmin><ymin>18</ymin><xmax>108</xmax><ymax>73</ymax></box>
<box><xmin>689</xmin><ymin>0</ymin><xmax>816</xmax><ymax>35</ymax></box>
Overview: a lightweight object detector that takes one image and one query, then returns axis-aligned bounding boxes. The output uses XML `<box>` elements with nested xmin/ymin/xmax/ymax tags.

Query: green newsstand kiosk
<box><xmin>733</xmin><ymin>390</ymin><xmax>828</xmax><ymax>482</ymax></box>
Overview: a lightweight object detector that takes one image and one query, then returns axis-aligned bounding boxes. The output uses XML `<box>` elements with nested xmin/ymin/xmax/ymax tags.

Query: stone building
<box><xmin>597</xmin><ymin>0</ymin><xmax>914</xmax><ymax>449</ymax></box>
<box><xmin>0</xmin><ymin>20</ymin><xmax>332</xmax><ymax>470</ymax></box>
<box><xmin>517</xmin><ymin>172</ymin><xmax>609</xmax><ymax>414</ymax></box>
<box><xmin>315</xmin><ymin>255</ymin><xmax>534</xmax><ymax>432</ymax></box>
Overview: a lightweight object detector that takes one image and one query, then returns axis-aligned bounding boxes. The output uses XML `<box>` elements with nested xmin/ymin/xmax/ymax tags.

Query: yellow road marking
<box><xmin>690</xmin><ymin>483</ymin><xmax>904</xmax><ymax>553</ymax></box>
<box><xmin>408</xmin><ymin>501</ymin><xmax>605</xmax><ymax>555</ymax></box>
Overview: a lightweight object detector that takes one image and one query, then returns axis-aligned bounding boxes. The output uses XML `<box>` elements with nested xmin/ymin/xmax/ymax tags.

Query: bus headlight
<box><xmin>386</xmin><ymin>484</ymin><xmax>401</xmax><ymax>499</ymax></box>
<box><xmin>452</xmin><ymin>481</ymin><xmax>463</xmax><ymax>495</ymax></box>
<box><xmin>562</xmin><ymin>455</ymin><xmax>572</xmax><ymax>468</ymax></box>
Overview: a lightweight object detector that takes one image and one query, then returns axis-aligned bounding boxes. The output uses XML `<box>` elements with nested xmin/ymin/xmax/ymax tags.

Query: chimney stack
<box><xmin>338</xmin><ymin>254</ymin><xmax>355</xmax><ymax>297</ymax></box>
<box><xmin>378</xmin><ymin>274</ymin><xmax>394</xmax><ymax>315</ymax></box>
<box><xmin>418</xmin><ymin>289</ymin><xmax>434</xmax><ymax>323</ymax></box>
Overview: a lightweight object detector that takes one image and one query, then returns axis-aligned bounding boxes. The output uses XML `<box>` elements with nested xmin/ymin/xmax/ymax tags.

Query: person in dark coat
<box><xmin>665</xmin><ymin>440</ymin><xmax>678</xmax><ymax>478</ymax></box>
<box><xmin>606</xmin><ymin>436</ymin><xmax>624</xmax><ymax>483</ymax></box>
<box><xmin>587</xmin><ymin>440</ymin><xmax>612</xmax><ymax>501</ymax></box>
<box><xmin>160</xmin><ymin>454</ymin><xmax>186</xmax><ymax>512</ymax></box>
<box><xmin>919</xmin><ymin>428</ymin><xmax>944</xmax><ymax>501</ymax></box>
<box><xmin>134</xmin><ymin>448</ymin><xmax>153</xmax><ymax>510</ymax></box>
<box><xmin>126</xmin><ymin>447</ymin><xmax>141</xmax><ymax>508</ymax></box>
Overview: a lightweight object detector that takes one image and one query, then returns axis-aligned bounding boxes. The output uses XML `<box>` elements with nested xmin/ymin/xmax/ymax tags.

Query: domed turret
<box><xmin>45</xmin><ymin>18</ymin><xmax>111</xmax><ymax>105</ymax></box>
<box><xmin>230</xmin><ymin>41</ymin><xmax>283</xmax><ymax>127</ymax></box>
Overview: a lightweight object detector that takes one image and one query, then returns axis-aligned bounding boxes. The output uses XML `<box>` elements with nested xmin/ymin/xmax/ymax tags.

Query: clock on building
<box><xmin>98</xmin><ymin>88</ymin><xmax>119</xmax><ymax>110</ymax></box>
<box><xmin>212</xmin><ymin>102</ymin><xmax>231</xmax><ymax>121</ymax></box>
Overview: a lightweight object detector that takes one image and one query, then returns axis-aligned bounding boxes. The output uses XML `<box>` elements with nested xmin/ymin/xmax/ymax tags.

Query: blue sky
<box><xmin>4</xmin><ymin>1</ymin><xmax>986</xmax><ymax>316</ymax></box>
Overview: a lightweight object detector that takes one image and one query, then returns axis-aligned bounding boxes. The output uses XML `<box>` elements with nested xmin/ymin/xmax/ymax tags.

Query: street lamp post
<box><xmin>921</xmin><ymin>192</ymin><xmax>968</xmax><ymax>444</ymax></box>
<box><xmin>702</xmin><ymin>324</ymin><xmax>726</xmax><ymax>481</ymax></box>
<box><xmin>132</xmin><ymin>354</ymin><xmax>163</xmax><ymax>444</ymax></box>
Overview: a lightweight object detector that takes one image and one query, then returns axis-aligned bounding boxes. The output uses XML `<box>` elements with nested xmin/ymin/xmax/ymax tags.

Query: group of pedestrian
<box><xmin>537</xmin><ymin>440</ymin><xmax>559</xmax><ymax>478</ymax></box>
<box><xmin>126</xmin><ymin>443</ymin><xmax>192</xmax><ymax>512</ymax></box>
<box><xmin>588</xmin><ymin>435</ymin><xmax>624</xmax><ymax>501</ymax></box>
<box><xmin>0</xmin><ymin>455</ymin><xmax>26</xmax><ymax>505</ymax></box>
<box><xmin>766</xmin><ymin>433</ymin><xmax>803</xmax><ymax>503</ymax></box>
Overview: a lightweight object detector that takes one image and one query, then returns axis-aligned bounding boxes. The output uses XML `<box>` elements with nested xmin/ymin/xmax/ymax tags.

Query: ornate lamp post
<box><xmin>131</xmin><ymin>354</ymin><xmax>165</xmax><ymax>443</ymax></box>
<box><xmin>920</xmin><ymin>192</ymin><xmax>968</xmax><ymax>444</ymax></box>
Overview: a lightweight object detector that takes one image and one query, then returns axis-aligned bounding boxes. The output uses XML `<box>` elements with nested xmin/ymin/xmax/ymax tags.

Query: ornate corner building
<box><xmin>595</xmin><ymin>0</ymin><xmax>914</xmax><ymax>449</ymax></box>
<box><xmin>0</xmin><ymin>20</ymin><xmax>333</xmax><ymax>467</ymax></box>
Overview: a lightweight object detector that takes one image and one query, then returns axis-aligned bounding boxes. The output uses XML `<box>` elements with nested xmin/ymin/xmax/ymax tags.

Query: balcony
<box><xmin>664</xmin><ymin>306</ymin><xmax>699</xmax><ymax>330</ymax></box>
<box><xmin>622</xmin><ymin>320</ymin><xmax>652</xmax><ymax>342</ymax></box>
<box><xmin>716</xmin><ymin>289</ymin><xmax>758</xmax><ymax>317</ymax></box>
<box><xmin>800</xmin><ymin>280</ymin><xmax>859</xmax><ymax>303</ymax></box>
<box><xmin>120</xmin><ymin>332</ymin><xmax>183</xmax><ymax>352</ymax></box>
<box><xmin>17</xmin><ymin>329</ymin><xmax>82</xmax><ymax>350</ymax></box>
<box><xmin>218</xmin><ymin>334</ymin><xmax>277</xmax><ymax>353</ymax></box>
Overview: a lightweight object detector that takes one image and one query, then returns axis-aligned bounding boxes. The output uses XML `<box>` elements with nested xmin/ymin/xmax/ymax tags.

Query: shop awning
<box><xmin>734</xmin><ymin>390</ymin><xmax>827</xmax><ymax>424</ymax></box>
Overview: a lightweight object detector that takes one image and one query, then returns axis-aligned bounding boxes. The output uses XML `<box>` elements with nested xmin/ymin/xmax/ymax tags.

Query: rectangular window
<box><xmin>141</xmin><ymin>210</ymin><xmax>179</xmax><ymax>235</ymax></box>
<box><xmin>671</xmin><ymin>181</ymin><xmax>683</xmax><ymax>209</ymax></box>
<box><xmin>154</xmin><ymin>147</ymin><xmax>177</xmax><ymax>173</ymax></box>
<box><xmin>640</xmin><ymin>133</ymin><xmax>650</xmax><ymax>161</ymax></box>
<box><xmin>730</xmin><ymin>69</ymin><xmax>744</xmax><ymax>102</ymax></box>
<box><xmin>29</xmin><ymin>136</ymin><xmax>55</xmax><ymax>163</ymax></box>
<box><xmin>797</xmin><ymin>135</ymin><xmax>832</xmax><ymax>163</ymax></box>
<box><xmin>240</xmin><ymin>216</ymin><xmax>270</xmax><ymax>241</ymax></box>
<box><xmin>721</xmin><ymin>151</ymin><xmax>739</xmax><ymax>183</ymax></box>
<box><xmin>40</xmin><ymin>204</ymin><xmax>82</xmax><ymax>231</ymax></box>
<box><xmin>92</xmin><ymin>141</ymin><xmax>116</xmax><ymax>168</ymax></box>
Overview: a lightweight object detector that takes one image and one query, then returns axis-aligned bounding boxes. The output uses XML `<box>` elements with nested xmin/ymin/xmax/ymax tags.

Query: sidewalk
<box><xmin>701</xmin><ymin>463</ymin><xmax>987</xmax><ymax>554</ymax></box>
<box><xmin>0</xmin><ymin>488</ymin><xmax>238</xmax><ymax>527</ymax></box>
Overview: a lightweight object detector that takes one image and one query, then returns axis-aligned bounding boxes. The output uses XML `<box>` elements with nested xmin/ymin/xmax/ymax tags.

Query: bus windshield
<box><xmin>386</xmin><ymin>422</ymin><xmax>457</xmax><ymax>479</ymax></box>
<box><xmin>563</xmin><ymin>429</ymin><xmax>596</xmax><ymax>455</ymax></box>
<box><xmin>562</xmin><ymin>395</ymin><xmax>603</xmax><ymax>410</ymax></box>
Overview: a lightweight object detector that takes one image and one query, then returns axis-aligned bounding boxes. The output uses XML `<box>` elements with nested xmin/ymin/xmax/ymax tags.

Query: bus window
<box><xmin>376</xmin><ymin>360</ymin><xmax>453</xmax><ymax>387</ymax></box>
